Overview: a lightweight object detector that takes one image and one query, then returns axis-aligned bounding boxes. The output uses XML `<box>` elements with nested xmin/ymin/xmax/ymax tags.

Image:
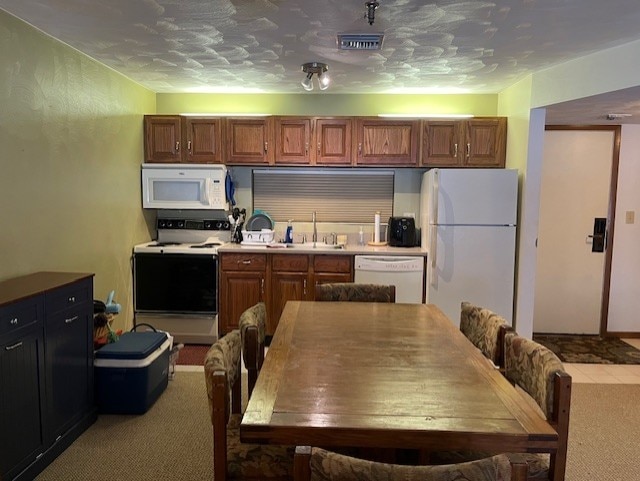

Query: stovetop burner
<box><xmin>191</xmin><ymin>242</ymin><xmax>222</xmax><ymax>248</ymax></box>
<box><xmin>152</xmin><ymin>242</ymin><xmax>181</xmax><ymax>247</ymax></box>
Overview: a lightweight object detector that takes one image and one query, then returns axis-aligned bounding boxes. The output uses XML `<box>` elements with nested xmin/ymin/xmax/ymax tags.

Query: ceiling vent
<box><xmin>337</xmin><ymin>33</ymin><xmax>384</xmax><ymax>50</ymax></box>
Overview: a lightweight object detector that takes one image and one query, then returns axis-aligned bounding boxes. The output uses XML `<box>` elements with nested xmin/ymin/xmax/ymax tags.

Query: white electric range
<box><xmin>132</xmin><ymin>218</ymin><xmax>232</xmax><ymax>344</ymax></box>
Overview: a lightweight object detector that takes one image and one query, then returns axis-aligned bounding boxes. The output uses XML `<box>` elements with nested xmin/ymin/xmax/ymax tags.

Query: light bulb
<box><xmin>301</xmin><ymin>73</ymin><xmax>313</xmax><ymax>91</ymax></box>
<box><xmin>318</xmin><ymin>72</ymin><xmax>330</xmax><ymax>90</ymax></box>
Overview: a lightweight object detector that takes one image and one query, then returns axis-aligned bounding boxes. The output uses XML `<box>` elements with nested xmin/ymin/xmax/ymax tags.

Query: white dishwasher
<box><xmin>354</xmin><ymin>255</ymin><xmax>424</xmax><ymax>304</ymax></box>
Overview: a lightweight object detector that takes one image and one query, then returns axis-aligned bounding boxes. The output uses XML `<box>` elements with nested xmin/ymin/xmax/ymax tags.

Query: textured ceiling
<box><xmin>2</xmin><ymin>0</ymin><xmax>640</xmax><ymax>122</ymax></box>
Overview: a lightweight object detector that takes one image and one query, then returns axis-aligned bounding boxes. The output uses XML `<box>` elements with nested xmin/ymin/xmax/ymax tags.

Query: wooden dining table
<box><xmin>240</xmin><ymin>301</ymin><xmax>558</xmax><ymax>456</ymax></box>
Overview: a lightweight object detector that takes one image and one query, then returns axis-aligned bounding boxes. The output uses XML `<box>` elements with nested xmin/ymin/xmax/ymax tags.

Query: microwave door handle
<box><xmin>203</xmin><ymin>178</ymin><xmax>212</xmax><ymax>206</ymax></box>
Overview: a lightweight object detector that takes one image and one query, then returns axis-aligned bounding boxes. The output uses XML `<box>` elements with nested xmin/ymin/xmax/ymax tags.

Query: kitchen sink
<box><xmin>287</xmin><ymin>242</ymin><xmax>343</xmax><ymax>250</ymax></box>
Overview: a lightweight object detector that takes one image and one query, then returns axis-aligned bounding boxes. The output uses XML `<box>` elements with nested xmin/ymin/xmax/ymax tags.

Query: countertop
<box><xmin>218</xmin><ymin>243</ymin><xmax>427</xmax><ymax>256</ymax></box>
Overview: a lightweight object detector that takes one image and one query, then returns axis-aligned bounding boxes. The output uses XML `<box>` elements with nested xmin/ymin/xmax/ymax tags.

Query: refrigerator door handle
<box><xmin>429</xmin><ymin>225</ymin><xmax>437</xmax><ymax>287</ymax></box>
<box><xmin>431</xmin><ymin>169</ymin><xmax>439</xmax><ymax>225</ymax></box>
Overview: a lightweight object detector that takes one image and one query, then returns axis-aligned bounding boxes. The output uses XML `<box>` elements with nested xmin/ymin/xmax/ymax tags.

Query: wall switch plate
<box><xmin>625</xmin><ymin>210</ymin><xmax>635</xmax><ymax>224</ymax></box>
<box><xmin>403</xmin><ymin>212</ymin><xmax>416</xmax><ymax>218</ymax></box>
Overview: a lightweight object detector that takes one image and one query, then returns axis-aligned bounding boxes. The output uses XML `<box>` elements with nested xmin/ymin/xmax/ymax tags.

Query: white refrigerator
<box><xmin>420</xmin><ymin>168</ymin><xmax>518</xmax><ymax>326</ymax></box>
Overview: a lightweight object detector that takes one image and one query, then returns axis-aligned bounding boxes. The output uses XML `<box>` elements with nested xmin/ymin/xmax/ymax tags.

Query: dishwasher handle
<box><xmin>354</xmin><ymin>256</ymin><xmax>424</xmax><ymax>272</ymax></box>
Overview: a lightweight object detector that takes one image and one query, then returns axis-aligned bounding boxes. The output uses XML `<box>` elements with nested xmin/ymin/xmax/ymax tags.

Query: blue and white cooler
<box><xmin>95</xmin><ymin>330</ymin><xmax>171</xmax><ymax>414</ymax></box>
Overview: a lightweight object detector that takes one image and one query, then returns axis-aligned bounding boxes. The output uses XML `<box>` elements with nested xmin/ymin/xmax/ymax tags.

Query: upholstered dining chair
<box><xmin>204</xmin><ymin>330</ymin><xmax>293</xmax><ymax>481</ymax></box>
<box><xmin>314</xmin><ymin>283</ymin><xmax>396</xmax><ymax>303</ymax></box>
<box><xmin>293</xmin><ymin>446</ymin><xmax>528</xmax><ymax>481</ymax></box>
<box><xmin>429</xmin><ymin>333</ymin><xmax>571</xmax><ymax>481</ymax></box>
<box><xmin>238</xmin><ymin>302</ymin><xmax>267</xmax><ymax>397</ymax></box>
<box><xmin>501</xmin><ymin>333</ymin><xmax>572</xmax><ymax>481</ymax></box>
<box><xmin>459</xmin><ymin>301</ymin><xmax>513</xmax><ymax>369</ymax></box>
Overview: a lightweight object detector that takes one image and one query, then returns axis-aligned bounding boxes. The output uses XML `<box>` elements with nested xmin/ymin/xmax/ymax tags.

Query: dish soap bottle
<box><xmin>358</xmin><ymin>226</ymin><xmax>365</xmax><ymax>246</ymax></box>
<box><xmin>285</xmin><ymin>220</ymin><xmax>294</xmax><ymax>244</ymax></box>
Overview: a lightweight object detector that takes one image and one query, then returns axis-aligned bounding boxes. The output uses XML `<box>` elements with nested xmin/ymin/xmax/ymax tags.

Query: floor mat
<box><xmin>533</xmin><ymin>334</ymin><xmax>640</xmax><ymax>364</ymax></box>
<box><xmin>175</xmin><ymin>344</ymin><xmax>210</xmax><ymax>366</ymax></box>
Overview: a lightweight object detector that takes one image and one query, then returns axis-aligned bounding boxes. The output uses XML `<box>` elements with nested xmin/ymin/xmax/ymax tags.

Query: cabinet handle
<box><xmin>358</xmin><ymin>142</ymin><xmax>362</xmax><ymax>157</ymax></box>
<box><xmin>317</xmin><ymin>142</ymin><xmax>321</xmax><ymax>153</ymax></box>
<box><xmin>68</xmin><ymin>296</ymin><xmax>76</xmax><ymax>303</ymax></box>
<box><xmin>303</xmin><ymin>279</ymin><xmax>307</xmax><ymax>296</ymax></box>
<box><xmin>5</xmin><ymin>341</ymin><xmax>23</xmax><ymax>351</ymax></box>
<box><xmin>241</xmin><ymin>260</ymin><xmax>252</xmax><ymax>265</ymax></box>
<box><xmin>261</xmin><ymin>278</ymin><xmax>265</xmax><ymax>294</ymax></box>
<box><xmin>264</xmin><ymin>141</ymin><xmax>268</xmax><ymax>153</ymax></box>
<box><xmin>466</xmin><ymin>143</ymin><xmax>470</xmax><ymax>158</ymax></box>
<box><xmin>454</xmin><ymin>143</ymin><xmax>458</xmax><ymax>158</ymax></box>
<box><xmin>305</xmin><ymin>142</ymin><xmax>309</xmax><ymax>155</ymax></box>
<box><xmin>10</xmin><ymin>317</ymin><xmax>18</xmax><ymax>325</ymax></box>
<box><xmin>188</xmin><ymin>140</ymin><xmax>192</xmax><ymax>153</ymax></box>
<box><xmin>175</xmin><ymin>141</ymin><xmax>180</xmax><ymax>152</ymax></box>
<box><xmin>65</xmin><ymin>315</ymin><xmax>79</xmax><ymax>324</ymax></box>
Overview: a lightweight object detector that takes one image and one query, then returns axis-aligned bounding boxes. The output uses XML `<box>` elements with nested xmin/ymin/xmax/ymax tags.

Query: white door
<box><xmin>534</xmin><ymin>129</ymin><xmax>615</xmax><ymax>334</ymax></box>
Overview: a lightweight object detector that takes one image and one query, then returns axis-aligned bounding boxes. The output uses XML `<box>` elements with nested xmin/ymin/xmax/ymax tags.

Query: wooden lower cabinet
<box><xmin>219</xmin><ymin>252</ymin><xmax>353</xmax><ymax>337</ymax></box>
<box><xmin>219</xmin><ymin>253</ymin><xmax>267</xmax><ymax>334</ymax></box>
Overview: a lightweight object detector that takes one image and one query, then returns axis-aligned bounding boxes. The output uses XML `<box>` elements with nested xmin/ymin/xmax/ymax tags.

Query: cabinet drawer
<box><xmin>272</xmin><ymin>254</ymin><xmax>309</xmax><ymax>272</ymax></box>
<box><xmin>46</xmin><ymin>279</ymin><xmax>92</xmax><ymax>314</ymax></box>
<box><xmin>46</xmin><ymin>304</ymin><xmax>89</xmax><ymax>332</ymax></box>
<box><xmin>314</xmin><ymin>255</ymin><xmax>352</xmax><ymax>273</ymax></box>
<box><xmin>220</xmin><ymin>253</ymin><xmax>267</xmax><ymax>271</ymax></box>
<box><xmin>0</xmin><ymin>299</ymin><xmax>42</xmax><ymax>337</ymax></box>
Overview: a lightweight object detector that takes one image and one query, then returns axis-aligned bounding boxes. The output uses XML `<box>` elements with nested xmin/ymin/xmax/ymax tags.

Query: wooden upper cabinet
<box><xmin>144</xmin><ymin>115</ymin><xmax>183</xmax><ymax>163</ymax></box>
<box><xmin>355</xmin><ymin>118</ymin><xmax>420</xmax><ymax>166</ymax></box>
<box><xmin>226</xmin><ymin>117</ymin><xmax>273</xmax><ymax>165</ymax></box>
<box><xmin>464</xmin><ymin>118</ymin><xmax>507</xmax><ymax>167</ymax></box>
<box><xmin>184</xmin><ymin>117</ymin><xmax>224</xmax><ymax>164</ymax></box>
<box><xmin>422</xmin><ymin>118</ymin><xmax>507</xmax><ymax>168</ymax></box>
<box><xmin>422</xmin><ymin>120</ymin><xmax>463</xmax><ymax>167</ymax></box>
<box><xmin>274</xmin><ymin>117</ymin><xmax>312</xmax><ymax>164</ymax></box>
<box><xmin>315</xmin><ymin>118</ymin><xmax>352</xmax><ymax>165</ymax></box>
<box><xmin>144</xmin><ymin>115</ymin><xmax>224</xmax><ymax>163</ymax></box>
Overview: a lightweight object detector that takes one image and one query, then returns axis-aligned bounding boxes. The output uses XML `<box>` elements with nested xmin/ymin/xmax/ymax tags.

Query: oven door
<box><xmin>134</xmin><ymin>253</ymin><xmax>217</xmax><ymax>314</ymax></box>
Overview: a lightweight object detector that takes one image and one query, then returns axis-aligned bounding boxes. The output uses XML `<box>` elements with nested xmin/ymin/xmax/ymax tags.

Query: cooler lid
<box><xmin>96</xmin><ymin>331</ymin><xmax>168</xmax><ymax>360</ymax></box>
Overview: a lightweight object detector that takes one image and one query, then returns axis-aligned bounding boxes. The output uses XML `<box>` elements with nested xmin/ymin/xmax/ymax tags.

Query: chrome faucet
<box><xmin>312</xmin><ymin>211</ymin><xmax>318</xmax><ymax>243</ymax></box>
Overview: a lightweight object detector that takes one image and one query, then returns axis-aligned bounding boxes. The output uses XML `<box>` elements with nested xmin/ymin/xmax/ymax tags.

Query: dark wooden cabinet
<box><xmin>422</xmin><ymin>118</ymin><xmax>507</xmax><ymax>168</ymax></box>
<box><xmin>144</xmin><ymin>115</ymin><xmax>224</xmax><ymax>164</ymax></box>
<box><xmin>274</xmin><ymin>117</ymin><xmax>312</xmax><ymax>165</ymax></box>
<box><xmin>0</xmin><ymin>272</ymin><xmax>96</xmax><ymax>481</ymax></box>
<box><xmin>269</xmin><ymin>254</ymin><xmax>309</xmax><ymax>333</ymax></box>
<box><xmin>226</xmin><ymin>117</ymin><xmax>273</xmax><ymax>165</ymax></box>
<box><xmin>355</xmin><ymin>118</ymin><xmax>420</xmax><ymax>166</ymax></box>
<box><xmin>315</xmin><ymin>118</ymin><xmax>352</xmax><ymax>165</ymax></box>
<box><xmin>219</xmin><ymin>253</ymin><xmax>267</xmax><ymax>334</ymax></box>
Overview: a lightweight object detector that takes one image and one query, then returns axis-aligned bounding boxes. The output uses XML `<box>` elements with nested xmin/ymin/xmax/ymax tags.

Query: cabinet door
<box><xmin>315</xmin><ymin>118</ymin><xmax>352</xmax><ymax>165</ymax></box>
<box><xmin>226</xmin><ymin>118</ymin><xmax>273</xmax><ymax>164</ymax></box>
<box><xmin>422</xmin><ymin>121</ymin><xmax>464</xmax><ymax>167</ymax></box>
<box><xmin>144</xmin><ymin>115</ymin><xmax>183</xmax><ymax>163</ymax></box>
<box><xmin>219</xmin><ymin>271</ymin><xmax>265</xmax><ymax>334</ymax></box>
<box><xmin>464</xmin><ymin>118</ymin><xmax>507</xmax><ymax>167</ymax></box>
<box><xmin>185</xmin><ymin>117</ymin><xmax>224</xmax><ymax>164</ymax></box>
<box><xmin>355</xmin><ymin>119</ymin><xmax>419</xmax><ymax>166</ymax></box>
<box><xmin>275</xmin><ymin>117</ymin><xmax>312</xmax><ymax>164</ymax></box>
<box><xmin>270</xmin><ymin>272</ymin><xmax>309</xmax><ymax>331</ymax></box>
<box><xmin>0</xmin><ymin>328</ymin><xmax>45</xmax><ymax>480</ymax></box>
<box><xmin>44</xmin><ymin>306</ymin><xmax>92</xmax><ymax>443</ymax></box>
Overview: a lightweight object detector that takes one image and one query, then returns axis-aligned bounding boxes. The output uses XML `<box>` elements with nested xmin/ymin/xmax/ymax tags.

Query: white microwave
<box><xmin>141</xmin><ymin>164</ymin><xmax>228</xmax><ymax>210</ymax></box>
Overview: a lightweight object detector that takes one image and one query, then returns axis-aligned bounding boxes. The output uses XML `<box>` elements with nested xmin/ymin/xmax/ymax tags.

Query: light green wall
<box><xmin>0</xmin><ymin>10</ymin><xmax>156</xmax><ymax>330</ymax></box>
<box><xmin>156</xmin><ymin>93</ymin><xmax>498</xmax><ymax>116</ymax></box>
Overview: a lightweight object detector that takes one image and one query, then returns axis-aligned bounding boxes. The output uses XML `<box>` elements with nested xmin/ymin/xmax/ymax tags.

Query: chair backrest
<box><xmin>238</xmin><ymin>302</ymin><xmax>267</xmax><ymax>397</ymax></box>
<box><xmin>504</xmin><ymin>333</ymin><xmax>572</xmax><ymax>481</ymax></box>
<box><xmin>314</xmin><ymin>283</ymin><xmax>396</xmax><ymax>303</ymax></box>
<box><xmin>204</xmin><ymin>330</ymin><xmax>242</xmax><ymax>481</ymax></box>
<box><xmin>459</xmin><ymin>301</ymin><xmax>512</xmax><ymax>368</ymax></box>
<box><xmin>293</xmin><ymin>446</ymin><xmax>528</xmax><ymax>481</ymax></box>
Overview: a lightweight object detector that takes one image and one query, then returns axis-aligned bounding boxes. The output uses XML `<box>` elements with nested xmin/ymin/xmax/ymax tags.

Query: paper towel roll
<box><xmin>374</xmin><ymin>211</ymin><xmax>381</xmax><ymax>243</ymax></box>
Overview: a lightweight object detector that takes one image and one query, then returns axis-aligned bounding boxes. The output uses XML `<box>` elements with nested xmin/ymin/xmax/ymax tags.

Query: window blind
<box><xmin>252</xmin><ymin>169</ymin><xmax>394</xmax><ymax>223</ymax></box>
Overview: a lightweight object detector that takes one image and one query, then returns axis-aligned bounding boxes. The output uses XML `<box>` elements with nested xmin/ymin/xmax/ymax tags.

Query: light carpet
<box><xmin>35</xmin><ymin>373</ymin><xmax>640</xmax><ymax>481</ymax></box>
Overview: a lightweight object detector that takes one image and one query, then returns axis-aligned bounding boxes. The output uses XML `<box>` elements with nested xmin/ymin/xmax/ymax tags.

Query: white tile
<box><xmin>567</xmin><ymin>372</ymin><xmax>594</xmax><ymax>383</ymax></box>
<box><xmin>612</xmin><ymin>375</ymin><xmax>640</xmax><ymax>384</ymax></box>
<box><xmin>175</xmin><ymin>365</ymin><xmax>204</xmax><ymax>373</ymax></box>
<box><xmin>584</xmin><ymin>374</ymin><xmax>620</xmax><ymax>384</ymax></box>
<box><xmin>622</xmin><ymin>338</ymin><xmax>640</xmax><ymax>349</ymax></box>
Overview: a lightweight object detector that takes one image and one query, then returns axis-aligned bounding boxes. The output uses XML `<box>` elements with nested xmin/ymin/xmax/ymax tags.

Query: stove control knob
<box><xmin>204</xmin><ymin>220</ymin><xmax>213</xmax><ymax>230</ymax></box>
<box><xmin>176</xmin><ymin>220</ymin><xmax>185</xmax><ymax>229</ymax></box>
<box><xmin>157</xmin><ymin>219</ymin><xmax>167</xmax><ymax>229</ymax></box>
<box><xmin>221</xmin><ymin>221</ymin><xmax>231</xmax><ymax>230</ymax></box>
<box><xmin>165</xmin><ymin>220</ymin><xmax>173</xmax><ymax>228</ymax></box>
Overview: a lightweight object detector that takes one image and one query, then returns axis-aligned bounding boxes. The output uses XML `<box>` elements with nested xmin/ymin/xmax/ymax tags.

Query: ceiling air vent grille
<box><xmin>337</xmin><ymin>33</ymin><xmax>384</xmax><ymax>50</ymax></box>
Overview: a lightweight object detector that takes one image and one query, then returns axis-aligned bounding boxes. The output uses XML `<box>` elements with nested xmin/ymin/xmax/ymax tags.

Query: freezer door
<box><xmin>426</xmin><ymin>225</ymin><xmax>515</xmax><ymax>326</ymax></box>
<box><xmin>435</xmin><ymin>169</ymin><xmax>518</xmax><ymax>226</ymax></box>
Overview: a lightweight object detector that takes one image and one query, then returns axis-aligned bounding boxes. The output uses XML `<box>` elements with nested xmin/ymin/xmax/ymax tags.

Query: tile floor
<box><xmin>179</xmin><ymin>339</ymin><xmax>640</xmax><ymax>384</ymax></box>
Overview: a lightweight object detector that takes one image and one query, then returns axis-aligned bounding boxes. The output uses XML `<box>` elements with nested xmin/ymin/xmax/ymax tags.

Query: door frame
<box><xmin>544</xmin><ymin>125</ymin><xmax>621</xmax><ymax>336</ymax></box>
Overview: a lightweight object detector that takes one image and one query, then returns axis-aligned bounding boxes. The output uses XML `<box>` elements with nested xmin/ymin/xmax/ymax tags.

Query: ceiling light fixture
<box><xmin>300</xmin><ymin>62</ymin><xmax>330</xmax><ymax>92</ymax></box>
